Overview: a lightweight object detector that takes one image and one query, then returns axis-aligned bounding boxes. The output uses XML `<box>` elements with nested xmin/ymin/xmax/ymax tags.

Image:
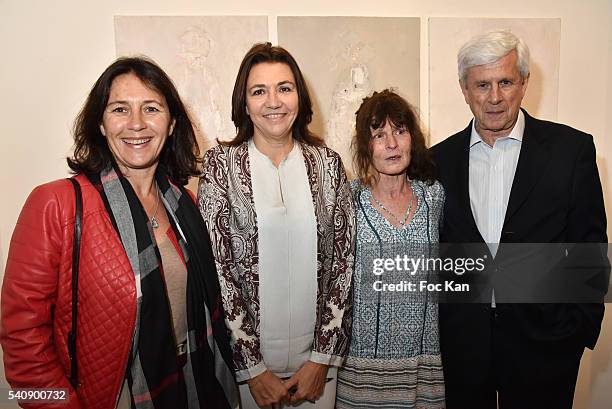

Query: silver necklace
<box><xmin>150</xmin><ymin>184</ymin><xmax>161</xmax><ymax>229</ymax></box>
<box><xmin>371</xmin><ymin>186</ymin><xmax>414</xmax><ymax>227</ymax></box>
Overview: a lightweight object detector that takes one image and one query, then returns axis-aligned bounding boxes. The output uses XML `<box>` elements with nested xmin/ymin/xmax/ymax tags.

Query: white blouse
<box><xmin>248</xmin><ymin>139</ymin><xmax>318</xmax><ymax>377</ymax></box>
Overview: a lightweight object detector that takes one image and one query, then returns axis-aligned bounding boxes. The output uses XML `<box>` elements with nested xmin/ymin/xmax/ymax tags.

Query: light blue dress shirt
<box><xmin>469</xmin><ymin>111</ymin><xmax>525</xmax><ymax>306</ymax></box>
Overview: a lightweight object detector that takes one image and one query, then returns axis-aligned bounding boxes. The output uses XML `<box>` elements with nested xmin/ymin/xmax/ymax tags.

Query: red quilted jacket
<box><xmin>1</xmin><ymin>174</ymin><xmax>137</xmax><ymax>409</ymax></box>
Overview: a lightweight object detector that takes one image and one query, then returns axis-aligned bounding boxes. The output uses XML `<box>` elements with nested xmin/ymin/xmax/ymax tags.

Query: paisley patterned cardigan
<box><xmin>198</xmin><ymin>141</ymin><xmax>355</xmax><ymax>382</ymax></box>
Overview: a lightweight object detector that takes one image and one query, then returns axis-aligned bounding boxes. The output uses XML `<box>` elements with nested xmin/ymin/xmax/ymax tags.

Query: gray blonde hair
<box><xmin>458</xmin><ymin>30</ymin><xmax>530</xmax><ymax>84</ymax></box>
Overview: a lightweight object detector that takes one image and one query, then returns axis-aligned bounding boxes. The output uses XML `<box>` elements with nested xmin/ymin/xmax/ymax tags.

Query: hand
<box><xmin>247</xmin><ymin>370</ymin><xmax>290</xmax><ymax>408</ymax></box>
<box><xmin>284</xmin><ymin>361</ymin><xmax>329</xmax><ymax>405</ymax></box>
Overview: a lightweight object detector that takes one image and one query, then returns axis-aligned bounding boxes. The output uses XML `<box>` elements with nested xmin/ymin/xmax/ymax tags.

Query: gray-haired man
<box><xmin>433</xmin><ymin>30</ymin><xmax>607</xmax><ymax>408</ymax></box>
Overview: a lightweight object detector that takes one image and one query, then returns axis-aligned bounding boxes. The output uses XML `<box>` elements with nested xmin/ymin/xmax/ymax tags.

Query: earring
<box><xmin>246</xmin><ymin>106</ymin><xmax>250</xmax><ymax>115</ymax></box>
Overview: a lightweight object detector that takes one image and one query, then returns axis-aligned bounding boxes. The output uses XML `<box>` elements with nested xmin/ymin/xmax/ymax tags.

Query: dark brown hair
<box><xmin>226</xmin><ymin>42</ymin><xmax>323</xmax><ymax>146</ymax></box>
<box><xmin>353</xmin><ymin>89</ymin><xmax>436</xmax><ymax>186</ymax></box>
<box><xmin>67</xmin><ymin>56</ymin><xmax>199</xmax><ymax>185</ymax></box>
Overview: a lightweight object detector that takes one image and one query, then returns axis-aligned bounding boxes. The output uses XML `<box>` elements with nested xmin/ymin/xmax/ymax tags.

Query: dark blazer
<box><xmin>432</xmin><ymin>109</ymin><xmax>607</xmax><ymax>357</ymax></box>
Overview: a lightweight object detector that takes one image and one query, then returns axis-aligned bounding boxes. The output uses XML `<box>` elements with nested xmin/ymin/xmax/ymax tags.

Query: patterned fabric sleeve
<box><xmin>310</xmin><ymin>150</ymin><xmax>356</xmax><ymax>366</ymax></box>
<box><xmin>198</xmin><ymin>147</ymin><xmax>266</xmax><ymax>382</ymax></box>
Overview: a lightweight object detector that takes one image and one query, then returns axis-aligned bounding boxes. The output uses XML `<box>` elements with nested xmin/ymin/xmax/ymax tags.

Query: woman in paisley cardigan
<box><xmin>199</xmin><ymin>43</ymin><xmax>355</xmax><ymax>409</ymax></box>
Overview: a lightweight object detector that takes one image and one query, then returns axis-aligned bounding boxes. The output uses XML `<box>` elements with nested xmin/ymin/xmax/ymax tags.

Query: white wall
<box><xmin>1</xmin><ymin>0</ymin><xmax>610</xmax><ymax>407</ymax></box>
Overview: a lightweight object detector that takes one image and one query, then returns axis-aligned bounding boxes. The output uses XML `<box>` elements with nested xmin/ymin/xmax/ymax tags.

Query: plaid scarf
<box><xmin>87</xmin><ymin>164</ymin><xmax>237</xmax><ymax>409</ymax></box>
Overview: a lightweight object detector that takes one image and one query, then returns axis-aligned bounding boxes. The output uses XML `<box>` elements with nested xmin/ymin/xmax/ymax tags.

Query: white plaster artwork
<box><xmin>114</xmin><ymin>16</ymin><xmax>268</xmax><ymax>153</ymax></box>
<box><xmin>327</xmin><ymin>36</ymin><xmax>373</xmax><ymax>178</ymax></box>
<box><xmin>278</xmin><ymin>16</ymin><xmax>420</xmax><ymax>178</ymax></box>
<box><xmin>176</xmin><ymin>26</ymin><xmax>226</xmax><ymax>145</ymax></box>
<box><xmin>428</xmin><ymin>18</ymin><xmax>561</xmax><ymax>145</ymax></box>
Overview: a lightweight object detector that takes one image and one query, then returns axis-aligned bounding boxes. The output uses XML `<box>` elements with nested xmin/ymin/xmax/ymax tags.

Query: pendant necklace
<box><xmin>150</xmin><ymin>184</ymin><xmax>161</xmax><ymax>229</ymax></box>
<box><xmin>371</xmin><ymin>186</ymin><xmax>413</xmax><ymax>227</ymax></box>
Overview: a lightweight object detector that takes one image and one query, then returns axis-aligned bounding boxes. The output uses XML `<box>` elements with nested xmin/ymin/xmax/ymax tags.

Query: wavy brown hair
<box><xmin>353</xmin><ymin>89</ymin><xmax>436</xmax><ymax>186</ymax></box>
<box><xmin>67</xmin><ymin>56</ymin><xmax>199</xmax><ymax>185</ymax></box>
<box><xmin>226</xmin><ymin>42</ymin><xmax>323</xmax><ymax>146</ymax></box>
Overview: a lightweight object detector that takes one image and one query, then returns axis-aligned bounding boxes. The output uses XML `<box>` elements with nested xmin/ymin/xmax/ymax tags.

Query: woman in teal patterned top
<box><xmin>336</xmin><ymin>89</ymin><xmax>446</xmax><ymax>408</ymax></box>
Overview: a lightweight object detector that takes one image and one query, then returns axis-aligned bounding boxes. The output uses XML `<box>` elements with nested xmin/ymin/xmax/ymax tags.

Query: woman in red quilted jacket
<box><xmin>1</xmin><ymin>57</ymin><xmax>238</xmax><ymax>409</ymax></box>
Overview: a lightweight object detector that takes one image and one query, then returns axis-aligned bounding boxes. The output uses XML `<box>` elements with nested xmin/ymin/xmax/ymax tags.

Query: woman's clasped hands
<box><xmin>247</xmin><ymin>361</ymin><xmax>329</xmax><ymax>408</ymax></box>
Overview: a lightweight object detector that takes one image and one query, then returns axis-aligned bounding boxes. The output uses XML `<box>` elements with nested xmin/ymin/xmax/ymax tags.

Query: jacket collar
<box><xmin>502</xmin><ymin>108</ymin><xmax>551</xmax><ymax>226</ymax></box>
<box><xmin>453</xmin><ymin>121</ymin><xmax>484</xmax><ymax>243</ymax></box>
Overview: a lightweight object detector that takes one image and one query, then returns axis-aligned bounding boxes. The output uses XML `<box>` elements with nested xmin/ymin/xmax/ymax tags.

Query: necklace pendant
<box><xmin>151</xmin><ymin>216</ymin><xmax>160</xmax><ymax>229</ymax></box>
